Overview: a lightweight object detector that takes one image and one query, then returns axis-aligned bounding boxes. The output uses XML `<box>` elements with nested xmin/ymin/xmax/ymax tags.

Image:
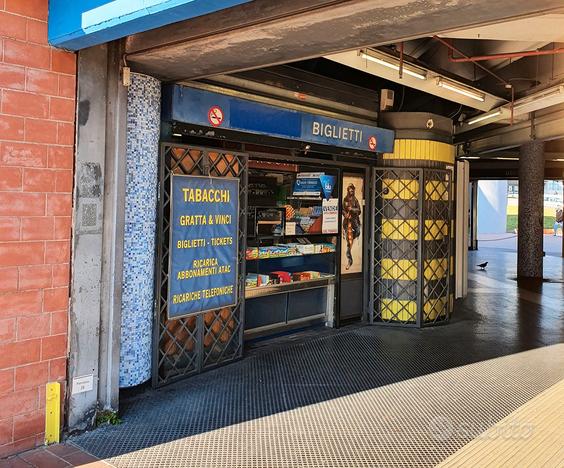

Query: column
<box><xmin>119</xmin><ymin>73</ymin><xmax>161</xmax><ymax>387</ymax></box>
<box><xmin>517</xmin><ymin>140</ymin><xmax>545</xmax><ymax>279</ymax></box>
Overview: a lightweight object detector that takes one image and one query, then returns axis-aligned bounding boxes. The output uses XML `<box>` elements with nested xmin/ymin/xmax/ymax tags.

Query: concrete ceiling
<box><xmin>124</xmin><ymin>0</ymin><xmax>564</xmax><ymax>81</ymax></box>
<box><xmin>439</xmin><ymin>13</ymin><xmax>564</xmax><ymax>42</ymax></box>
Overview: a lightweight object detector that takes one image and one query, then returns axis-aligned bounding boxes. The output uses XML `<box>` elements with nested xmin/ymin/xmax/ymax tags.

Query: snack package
<box><xmin>319</xmin><ymin>243</ymin><xmax>336</xmax><ymax>253</ymax></box>
<box><xmin>269</xmin><ymin>271</ymin><xmax>292</xmax><ymax>283</ymax></box>
<box><xmin>246</xmin><ymin>273</ymin><xmax>259</xmax><ymax>288</ymax></box>
<box><xmin>301</xmin><ymin>271</ymin><xmax>321</xmax><ymax>279</ymax></box>
<box><xmin>246</xmin><ymin>247</ymin><xmax>259</xmax><ymax>260</ymax></box>
<box><xmin>292</xmin><ymin>272</ymin><xmax>311</xmax><ymax>281</ymax></box>
<box><xmin>258</xmin><ymin>247</ymin><xmax>271</xmax><ymax>259</ymax></box>
<box><xmin>267</xmin><ymin>245</ymin><xmax>290</xmax><ymax>258</ymax></box>
<box><xmin>258</xmin><ymin>274</ymin><xmax>270</xmax><ymax>286</ymax></box>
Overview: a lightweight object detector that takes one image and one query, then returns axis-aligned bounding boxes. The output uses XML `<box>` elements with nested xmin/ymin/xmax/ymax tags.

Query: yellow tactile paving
<box><xmin>438</xmin><ymin>378</ymin><xmax>564</xmax><ymax>467</ymax></box>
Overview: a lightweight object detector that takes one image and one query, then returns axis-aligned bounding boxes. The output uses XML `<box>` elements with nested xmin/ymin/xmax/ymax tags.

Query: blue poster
<box><xmin>168</xmin><ymin>175</ymin><xmax>239</xmax><ymax>319</ymax></box>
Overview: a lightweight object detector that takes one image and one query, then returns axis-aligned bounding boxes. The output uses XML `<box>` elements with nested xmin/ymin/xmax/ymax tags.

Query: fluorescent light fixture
<box><xmin>467</xmin><ymin>110</ymin><xmax>502</xmax><ymax>125</ymax></box>
<box><xmin>360</xmin><ymin>51</ymin><xmax>427</xmax><ymax>80</ymax></box>
<box><xmin>172</xmin><ymin>133</ymin><xmax>182</xmax><ymax>137</ymax></box>
<box><xmin>513</xmin><ymin>85</ymin><xmax>564</xmax><ymax>113</ymax></box>
<box><xmin>458</xmin><ymin>156</ymin><xmax>480</xmax><ymax>159</ymax></box>
<box><xmin>495</xmin><ymin>157</ymin><xmax>519</xmax><ymax>160</ymax></box>
<box><xmin>436</xmin><ymin>78</ymin><xmax>485</xmax><ymax>102</ymax></box>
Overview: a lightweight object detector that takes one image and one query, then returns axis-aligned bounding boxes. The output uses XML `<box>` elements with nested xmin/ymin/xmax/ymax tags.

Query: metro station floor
<box><xmin>69</xmin><ymin>250</ymin><xmax>563</xmax><ymax>467</ymax></box>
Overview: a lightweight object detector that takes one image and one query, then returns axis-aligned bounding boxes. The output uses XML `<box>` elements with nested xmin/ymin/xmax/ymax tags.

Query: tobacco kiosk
<box><xmin>152</xmin><ymin>83</ymin><xmax>396</xmax><ymax>386</ymax></box>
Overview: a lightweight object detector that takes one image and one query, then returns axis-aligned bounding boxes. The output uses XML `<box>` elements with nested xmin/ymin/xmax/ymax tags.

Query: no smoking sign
<box><xmin>208</xmin><ymin>106</ymin><xmax>224</xmax><ymax>127</ymax></box>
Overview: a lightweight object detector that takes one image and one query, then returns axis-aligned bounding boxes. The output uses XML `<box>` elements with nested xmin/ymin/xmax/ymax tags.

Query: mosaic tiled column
<box><xmin>517</xmin><ymin>140</ymin><xmax>545</xmax><ymax>279</ymax></box>
<box><xmin>119</xmin><ymin>73</ymin><xmax>161</xmax><ymax>387</ymax></box>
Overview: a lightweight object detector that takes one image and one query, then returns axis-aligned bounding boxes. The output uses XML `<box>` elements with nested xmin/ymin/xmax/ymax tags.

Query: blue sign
<box><xmin>168</xmin><ymin>175</ymin><xmax>239</xmax><ymax>318</ymax></box>
<box><xmin>163</xmin><ymin>85</ymin><xmax>395</xmax><ymax>153</ymax></box>
<box><xmin>292</xmin><ymin>174</ymin><xmax>335</xmax><ymax>199</ymax></box>
<box><xmin>49</xmin><ymin>0</ymin><xmax>252</xmax><ymax>50</ymax></box>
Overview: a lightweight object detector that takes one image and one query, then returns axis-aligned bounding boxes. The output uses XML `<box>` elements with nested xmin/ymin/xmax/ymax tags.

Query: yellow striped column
<box><xmin>376</xmin><ymin>112</ymin><xmax>455</xmax><ymax>326</ymax></box>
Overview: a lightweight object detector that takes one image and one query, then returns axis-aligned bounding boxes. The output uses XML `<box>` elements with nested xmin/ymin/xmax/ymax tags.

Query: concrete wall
<box><xmin>477</xmin><ymin>180</ymin><xmax>508</xmax><ymax>234</ymax></box>
<box><xmin>0</xmin><ymin>0</ymin><xmax>76</xmax><ymax>457</ymax></box>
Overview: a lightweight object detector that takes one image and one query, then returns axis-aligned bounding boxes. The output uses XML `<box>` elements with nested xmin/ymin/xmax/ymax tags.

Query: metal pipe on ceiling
<box><xmin>448</xmin><ymin>47</ymin><xmax>564</xmax><ymax>63</ymax></box>
<box><xmin>432</xmin><ymin>35</ymin><xmax>511</xmax><ymax>87</ymax></box>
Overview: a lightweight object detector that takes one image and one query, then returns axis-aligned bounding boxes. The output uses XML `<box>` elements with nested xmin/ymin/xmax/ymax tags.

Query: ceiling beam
<box><xmin>458</xmin><ymin>105</ymin><xmax>564</xmax><ymax>155</ymax></box>
<box><xmin>125</xmin><ymin>0</ymin><xmax>564</xmax><ymax>81</ymax></box>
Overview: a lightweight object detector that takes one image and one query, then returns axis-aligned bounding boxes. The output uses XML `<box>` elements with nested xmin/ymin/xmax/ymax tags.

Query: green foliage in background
<box><xmin>506</xmin><ymin>215</ymin><xmax>556</xmax><ymax>232</ymax></box>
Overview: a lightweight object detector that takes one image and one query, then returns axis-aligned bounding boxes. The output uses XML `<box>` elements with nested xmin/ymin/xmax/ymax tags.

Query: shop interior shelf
<box><xmin>246</xmin><ymin>251</ymin><xmax>335</xmax><ymax>261</ymax></box>
<box><xmin>245</xmin><ymin>275</ymin><xmax>335</xmax><ymax>299</ymax></box>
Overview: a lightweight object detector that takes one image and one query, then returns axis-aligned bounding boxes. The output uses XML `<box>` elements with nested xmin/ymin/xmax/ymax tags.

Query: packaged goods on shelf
<box><xmin>268</xmin><ymin>245</ymin><xmax>290</xmax><ymax>258</ymax></box>
<box><xmin>292</xmin><ymin>272</ymin><xmax>310</xmax><ymax>281</ymax></box>
<box><xmin>287</xmin><ymin>243</ymin><xmax>316</xmax><ymax>255</ymax></box>
<box><xmin>258</xmin><ymin>247</ymin><xmax>271</xmax><ymax>259</ymax></box>
<box><xmin>246</xmin><ymin>273</ymin><xmax>259</xmax><ymax>288</ymax></box>
<box><xmin>269</xmin><ymin>271</ymin><xmax>292</xmax><ymax>283</ymax></box>
<box><xmin>246</xmin><ymin>247</ymin><xmax>259</xmax><ymax>259</ymax></box>
<box><xmin>257</xmin><ymin>274</ymin><xmax>270</xmax><ymax>286</ymax></box>
<box><xmin>284</xmin><ymin>204</ymin><xmax>295</xmax><ymax>220</ymax></box>
<box><xmin>319</xmin><ymin>243</ymin><xmax>336</xmax><ymax>253</ymax></box>
<box><xmin>302</xmin><ymin>271</ymin><xmax>321</xmax><ymax>279</ymax></box>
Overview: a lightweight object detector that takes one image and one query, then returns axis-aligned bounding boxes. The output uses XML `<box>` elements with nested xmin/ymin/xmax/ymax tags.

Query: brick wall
<box><xmin>0</xmin><ymin>0</ymin><xmax>76</xmax><ymax>457</ymax></box>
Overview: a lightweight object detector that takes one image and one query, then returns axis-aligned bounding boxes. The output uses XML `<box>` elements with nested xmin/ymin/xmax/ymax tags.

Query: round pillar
<box><xmin>517</xmin><ymin>140</ymin><xmax>545</xmax><ymax>279</ymax></box>
<box><xmin>119</xmin><ymin>73</ymin><xmax>161</xmax><ymax>387</ymax></box>
<box><xmin>376</xmin><ymin>113</ymin><xmax>455</xmax><ymax>326</ymax></box>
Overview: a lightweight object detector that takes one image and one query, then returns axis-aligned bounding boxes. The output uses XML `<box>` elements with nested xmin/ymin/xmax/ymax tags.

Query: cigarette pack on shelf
<box><xmin>269</xmin><ymin>271</ymin><xmax>292</xmax><ymax>283</ymax></box>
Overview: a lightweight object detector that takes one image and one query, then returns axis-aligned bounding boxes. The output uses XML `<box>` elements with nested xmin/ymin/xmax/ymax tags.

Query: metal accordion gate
<box><xmin>370</xmin><ymin>167</ymin><xmax>453</xmax><ymax>327</ymax></box>
<box><xmin>153</xmin><ymin>143</ymin><xmax>248</xmax><ymax>387</ymax></box>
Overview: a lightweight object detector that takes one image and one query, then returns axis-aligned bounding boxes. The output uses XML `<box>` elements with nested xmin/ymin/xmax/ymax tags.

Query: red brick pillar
<box><xmin>0</xmin><ymin>0</ymin><xmax>76</xmax><ymax>457</ymax></box>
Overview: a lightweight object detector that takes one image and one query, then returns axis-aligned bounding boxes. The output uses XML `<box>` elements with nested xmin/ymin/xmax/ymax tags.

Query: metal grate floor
<box><xmin>70</xmin><ymin>251</ymin><xmax>564</xmax><ymax>467</ymax></box>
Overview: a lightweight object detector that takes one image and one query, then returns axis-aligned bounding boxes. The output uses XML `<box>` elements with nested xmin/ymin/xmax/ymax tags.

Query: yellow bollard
<box><xmin>45</xmin><ymin>382</ymin><xmax>61</xmax><ymax>445</ymax></box>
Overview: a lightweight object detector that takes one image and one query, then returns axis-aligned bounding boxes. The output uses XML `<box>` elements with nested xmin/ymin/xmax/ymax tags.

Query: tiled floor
<box><xmin>0</xmin><ymin>443</ymin><xmax>105</xmax><ymax>467</ymax></box>
<box><xmin>4</xmin><ymin>250</ymin><xmax>563</xmax><ymax>467</ymax></box>
<box><xmin>438</xmin><ymin>379</ymin><xmax>564</xmax><ymax>467</ymax></box>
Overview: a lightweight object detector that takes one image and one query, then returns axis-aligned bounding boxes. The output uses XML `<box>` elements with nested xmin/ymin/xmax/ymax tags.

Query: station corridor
<box><xmin>36</xmin><ymin>250</ymin><xmax>562</xmax><ymax>468</ymax></box>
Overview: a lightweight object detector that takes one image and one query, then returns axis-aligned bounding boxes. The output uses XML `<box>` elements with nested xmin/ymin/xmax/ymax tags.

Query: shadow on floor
<box><xmin>70</xmin><ymin>250</ymin><xmax>563</xmax><ymax>460</ymax></box>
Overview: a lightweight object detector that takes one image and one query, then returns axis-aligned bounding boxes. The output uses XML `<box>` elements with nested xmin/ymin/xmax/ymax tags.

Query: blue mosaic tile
<box><xmin>119</xmin><ymin>73</ymin><xmax>161</xmax><ymax>388</ymax></box>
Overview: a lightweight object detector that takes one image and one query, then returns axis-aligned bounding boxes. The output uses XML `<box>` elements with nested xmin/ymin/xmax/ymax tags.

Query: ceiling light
<box><xmin>458</xmin><ymin>156</ymin><xmax>480</xmax><ymax>159</ymax></box>
<box><xmin>512</xmin><ymin>85</ymin><xmax>564</xmax><ymax>113</ymax></box>
<box><xmin>360</xmin><ymin>51</ymin><xmax>427</xmax><ymax>80</ymax></box>
<box><xmin>495</xmin><ymin>157</ymin><xmax>519</xmax><ymax>160</ymax></box>
<box><xmin>436</xmin><ymin>78</ymin><xmax>485</xmax><ymax>102</ymax></box>
<box><xmin>467</xmin><ymin>110</ymin><xmax>502</xmax><ymax>125</ymax></box>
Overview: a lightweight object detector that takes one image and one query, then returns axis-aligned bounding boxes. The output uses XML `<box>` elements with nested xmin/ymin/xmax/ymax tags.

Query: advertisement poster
<box><xmin>168</xmin><ymin>175</ymin><xmax>239</xmax><ymax>319</ymax></box>
<box><xmin>322</xmin><ymin>198</ymin><xmax>339</xmax><ymax>234</ymax></box>
<box><xmin>341</xmin><ymin>174</ymin><xmax>364</xmax><ymax>274</ymax></box>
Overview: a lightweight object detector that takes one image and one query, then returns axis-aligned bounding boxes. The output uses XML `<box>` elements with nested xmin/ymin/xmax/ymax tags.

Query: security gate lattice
<box><xmin>153</xmin><ymin>144</ymin><xmax>248</xmax><ymax>387</ymax></box>
<box><xmin>370</xmin><ymin>167</ymin><xmax>452</xmax><ymax>327</ymax></box>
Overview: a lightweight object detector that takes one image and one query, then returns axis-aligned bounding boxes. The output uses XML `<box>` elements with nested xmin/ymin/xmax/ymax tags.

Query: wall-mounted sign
<box><xmin>163</xmin><ymin>85</ymin><xmax>395</xmax><ymax>153</ymax></box>
<box><xmin>168</xmin><ymin>175</ymin><xmax>239</xmax><ymax>319</ymax></box>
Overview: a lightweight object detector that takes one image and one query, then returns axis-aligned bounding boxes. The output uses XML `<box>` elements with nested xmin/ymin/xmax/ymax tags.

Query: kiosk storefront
<box><xmin>151</xmin><ymin>83</ymin><xmax>395</xmax><ymax>386</ymax></box>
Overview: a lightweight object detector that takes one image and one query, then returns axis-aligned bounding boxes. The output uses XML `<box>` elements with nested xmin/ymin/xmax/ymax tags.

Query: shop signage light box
<box><xmin>168</xmin><ymin>175</ymin><xmax>239</xmax><ymax>319</ymax></box>
<box><xmin>162</xmin><ymin>85</ymin><xmax>395</xmax><ymax>154</ymax></box>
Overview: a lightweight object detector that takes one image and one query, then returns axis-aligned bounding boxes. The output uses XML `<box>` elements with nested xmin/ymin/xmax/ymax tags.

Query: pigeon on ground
<box><xmin>477</xmin><ymin>261</ymin><xmax>488</xmax><ymax>270</ymax></box>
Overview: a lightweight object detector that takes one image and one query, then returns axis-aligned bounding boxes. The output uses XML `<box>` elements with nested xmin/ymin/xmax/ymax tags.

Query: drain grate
<box><xmin>71</xmin><ymin>323</ymin><xmax>564</xmax><ymax>467</ymax></box>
